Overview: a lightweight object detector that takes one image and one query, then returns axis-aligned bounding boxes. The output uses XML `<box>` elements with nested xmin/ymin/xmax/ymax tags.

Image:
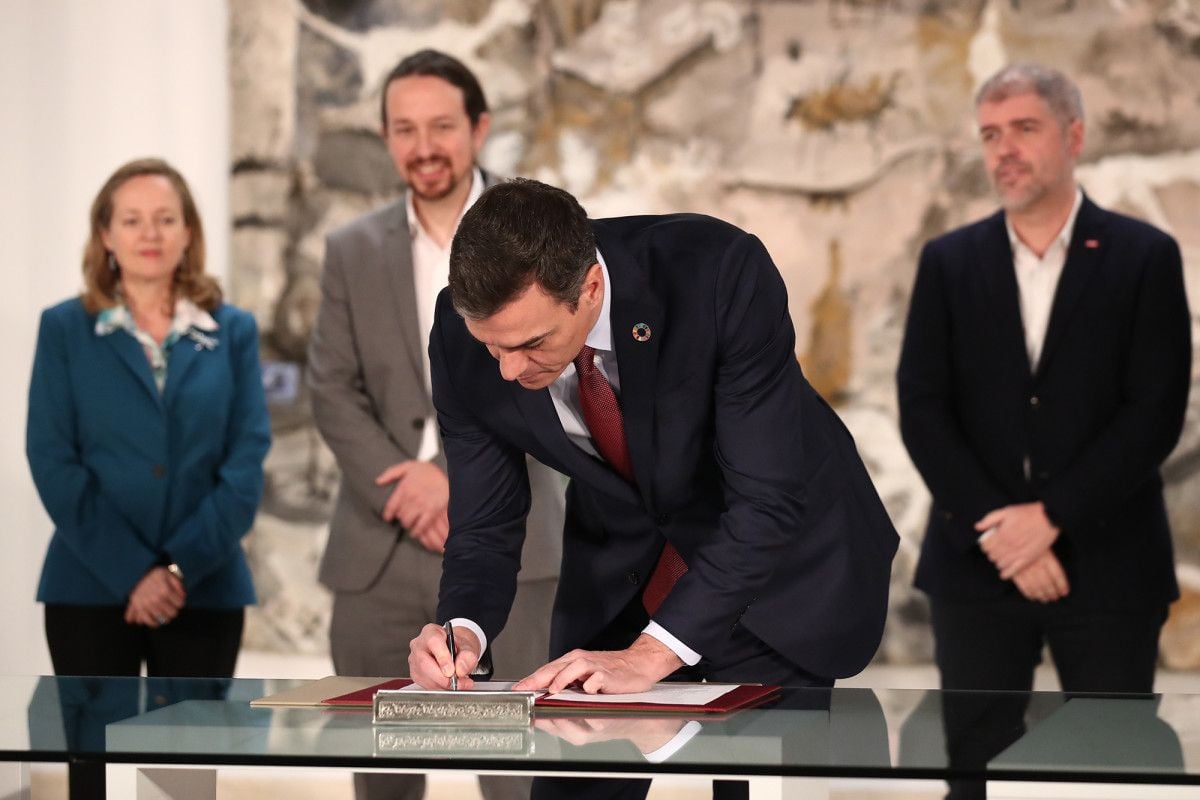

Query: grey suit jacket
<box><xmin>308</xmin><ymin>177</ymin><xmax>563</xmax><ymax>592</ymax></box>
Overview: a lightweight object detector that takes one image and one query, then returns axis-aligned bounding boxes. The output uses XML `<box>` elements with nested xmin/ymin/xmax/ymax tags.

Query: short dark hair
<box><xmin>449</xmin><ymin>179</ymin><xmax>597</xmax><ymax>320</ymax></box>
<box><xmin>379</xmin><ymin>49</ymin><xmax>488</xmax><ymax>129</ymax></box>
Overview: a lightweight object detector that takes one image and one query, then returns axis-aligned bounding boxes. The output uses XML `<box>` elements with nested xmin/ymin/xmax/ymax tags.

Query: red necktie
<box><xmin>573</xmin><ymin>345</ymin><xmax>686</xmax><ymax>614</ymax></box>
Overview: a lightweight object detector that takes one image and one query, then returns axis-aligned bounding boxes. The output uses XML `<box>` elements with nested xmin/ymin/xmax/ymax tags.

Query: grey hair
<box><xmin>975</xmin><ymin>63</ymin><xmax>1083</xmax><ymax>128</ymax></box>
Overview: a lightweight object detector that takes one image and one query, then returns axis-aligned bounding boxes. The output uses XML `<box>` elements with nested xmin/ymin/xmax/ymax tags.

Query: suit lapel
<box><xmin>381</xmin><ymin>203</ymin><xmax>427</xmax><ymax>388</ymax></box>
<box><xmin>163</xmin><ymin>333</ymin><xmax>202</xmax><ymax>409</ymax></box>
<box><xmin>105</xmin><ymin>332</ymin><xmax>163</xmax><ymax>409</ymax></box>
<box><xmin>975</xmin><ymin>212</ymin><xmax>1034</xmax><ymax>378</ymax></box>
<box><xmin>1036</xmin><ymin>196</ymin><xmax>1105</xmax><ymax>378</ymax></box>
<box><xmin>601</xmin><ymin>231</ymin><xmax>662</xmax><ymax>510</ymax></box>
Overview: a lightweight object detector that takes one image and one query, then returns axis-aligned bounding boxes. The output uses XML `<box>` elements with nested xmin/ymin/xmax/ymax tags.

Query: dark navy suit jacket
<box><xmin>897</xmin><ymin>196</ymin><xmax>1190</xmax><ymax>610</ymax></box>
<box><xmin>430</xmin><ymin>214</ymin><xmax>898</xmax><ymax>679</ymax></box>
<box><xmin>27</xmin><ymin>298</ymin><xmax>270</xmax><ymax>608</ymax></box>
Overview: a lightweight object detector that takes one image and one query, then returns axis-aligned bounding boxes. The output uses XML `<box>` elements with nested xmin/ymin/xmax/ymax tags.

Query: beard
<box><xmin>405</xmin><ymin>156</ymin><xmax>461</xmax><ymax>203</ymax></box>
<box><xmin>992</xmin><ymin>160</ymin><xmax>1047</xmax><ymax>213</ymax></box>
<box><xmin>998</xmin><ymin>182</ymin><xmax>1048</xmax><ymax>214</ymax></box>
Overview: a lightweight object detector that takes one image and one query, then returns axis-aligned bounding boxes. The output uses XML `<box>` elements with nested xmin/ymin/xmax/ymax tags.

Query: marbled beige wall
<box><xmin>229</xmin><ymin>0</ymin><xmax>1200</xmax><ymax>668</ymax></box>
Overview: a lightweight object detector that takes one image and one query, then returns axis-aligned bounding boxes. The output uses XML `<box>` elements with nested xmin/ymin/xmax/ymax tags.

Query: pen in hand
<box><xmin>443</xmin><ymin>620</ymin><xmax>458</xmax><ymax>691</ymax></box>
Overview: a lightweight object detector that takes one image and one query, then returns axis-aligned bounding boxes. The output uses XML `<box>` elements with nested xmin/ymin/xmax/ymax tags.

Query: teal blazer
<box><xmin>27</xmin><ymin>298</ymin><xmax>271</xmax><ymax>608</ymax></box>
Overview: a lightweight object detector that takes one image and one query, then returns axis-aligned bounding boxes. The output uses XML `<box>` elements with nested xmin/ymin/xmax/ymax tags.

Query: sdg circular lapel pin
<box><xmin>632</xmin><ymin>323</ymin><xmax>652</xmax><ymax>342</ymax></box>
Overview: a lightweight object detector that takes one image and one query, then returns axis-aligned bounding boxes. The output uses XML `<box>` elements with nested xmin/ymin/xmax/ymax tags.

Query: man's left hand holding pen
<box><xmin>410</xmin><ymin>622</ymin><xmax>482</xmax><ymax>690</ymax></box>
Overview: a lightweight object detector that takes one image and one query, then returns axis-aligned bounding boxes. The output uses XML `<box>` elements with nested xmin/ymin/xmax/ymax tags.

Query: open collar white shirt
<box><xmin>407</xmin><ymin>167</ymin><xmax>485</xmax><ymax>461</ymax></box>
<box><xmin>1007</xmin><ymin>187</ymin><xmax>1083</xmax><ymax>372</ymax></box>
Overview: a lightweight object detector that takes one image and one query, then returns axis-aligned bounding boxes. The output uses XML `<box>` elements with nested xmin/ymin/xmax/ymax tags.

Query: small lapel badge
<box><xmin>1084</xmin><ymin>238</ymin><xmax>1100</xmax><ymax>249</ymax></box>
<box><xmin>632</xmin><ymin>322</ymin><xmax>652</xmax><ymax>342</ymax></box>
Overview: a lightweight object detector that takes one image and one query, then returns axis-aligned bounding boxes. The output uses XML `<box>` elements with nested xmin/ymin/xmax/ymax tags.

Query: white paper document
<box><xmin>543</xmin><ymin>683</ymin><xmax>736</xmax><ymax>705</ymax></box>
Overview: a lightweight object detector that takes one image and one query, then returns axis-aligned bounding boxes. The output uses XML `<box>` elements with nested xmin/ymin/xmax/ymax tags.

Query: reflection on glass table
<box><xmin>0</xmin><ymin>676</ymin><xmax>1195</xmax><ymax>800</ymax></box>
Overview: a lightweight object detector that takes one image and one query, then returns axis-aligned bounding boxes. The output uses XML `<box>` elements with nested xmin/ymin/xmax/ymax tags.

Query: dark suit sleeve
<box><xmin>897</xmin><ymin>241</ymin><xmax>1011</xmax><ymax>552</ymax></box>
<box><xmin>308</xmin><ymin>233</ymin><xmax>411</xmax><ymax>516</ymax></box>
<box><xmin>26</xmin><ymin>308</ymin><xmax>159</xmax><ymax>598</ymax></box>
<box><xmin>161</xmin><ymin>311</ymin><xmax>271</xmax><ymax>585</ymax></box>
<box><xmin>429</xmin><ymin>300</ymin><xmax>529</xmax><ymax>642</ymax></box>
<box><xmin>1040</xmin><ymin>234</ymin><xmax>1190</xmax><ymax>533</ymax></box>
<box><xmin>650</xmin><ymin>234</ymin><xmax>817</xmax><ymax>655</ymax></box>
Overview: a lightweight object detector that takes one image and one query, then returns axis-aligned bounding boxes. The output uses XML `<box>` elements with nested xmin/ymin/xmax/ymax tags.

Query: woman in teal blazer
<box><xmin>26</xmin><ymin>158</ymin><xmax>271</xmax><ymax>678</ymax></box>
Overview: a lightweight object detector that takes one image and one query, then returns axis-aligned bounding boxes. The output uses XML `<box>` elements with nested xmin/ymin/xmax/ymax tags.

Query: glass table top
<box><xmin>0</xmin><ymin>675</ymin><xmax>1195</xmax><ymax>785</ymax></box>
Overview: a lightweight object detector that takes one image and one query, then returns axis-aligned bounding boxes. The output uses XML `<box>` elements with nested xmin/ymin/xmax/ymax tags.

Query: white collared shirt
<box><xmin>547</xmin><ymin>253</ymin><xmax>619</xmax><ymax>459</ymax></box>
<box><xmin>408</xmin><ymin>167</ymin><xmax>485</xmax><ymax>462</ymax></box>
<box><xmin>1007</xmin><ymin>188</ymin><xmax>1083</xmax><ymax>371</ymax></box>
<box><xmin>549</xmin><ymin>254</ymin><xmax>701</xmax><ymax>666</ymax></box>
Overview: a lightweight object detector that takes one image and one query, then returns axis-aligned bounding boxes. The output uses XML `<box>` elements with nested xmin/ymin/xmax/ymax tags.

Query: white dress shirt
<box><xmin>408</xmin><ymin>167</ymin><xmax>485</xmax><ymax>462</ymax></box>
<box><xmin>1007</xmin><ymin>188</ymin><xmax>1083</xmax><ymax>371</ymax></box>
<box><xmin>547</xmin><ymin>255</ymin><xmax>618</xmax><ymax>457</ymax></box>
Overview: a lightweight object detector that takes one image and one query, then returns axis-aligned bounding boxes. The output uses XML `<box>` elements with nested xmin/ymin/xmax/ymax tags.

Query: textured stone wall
<box><xmin>229</xmin><ymin>0</ymin><xmax>1200</xmax><ymax>668</ymax></box>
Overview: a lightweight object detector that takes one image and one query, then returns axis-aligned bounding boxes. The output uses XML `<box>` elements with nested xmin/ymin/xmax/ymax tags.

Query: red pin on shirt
<box><xmin>1084</xmin><ymin>239</ymin><xmax>1100</xmax><ymax>249</ymax></box>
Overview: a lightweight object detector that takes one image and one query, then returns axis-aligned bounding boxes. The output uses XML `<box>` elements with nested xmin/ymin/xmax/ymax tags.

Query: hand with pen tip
<box><xmin>409</xmin><ymin>622</ymin><xmax>481</xmax><ymax>690</ymax></box>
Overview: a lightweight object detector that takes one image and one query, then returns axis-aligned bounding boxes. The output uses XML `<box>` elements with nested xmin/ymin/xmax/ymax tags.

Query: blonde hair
<box><xmin>82</xmin><ymin>158</ymin><xmax>222</xmax><ymax>314</ymax></box>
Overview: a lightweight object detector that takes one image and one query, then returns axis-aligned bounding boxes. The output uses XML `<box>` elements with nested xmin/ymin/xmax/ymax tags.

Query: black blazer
<box><xmin>430</xmin><ymin>214</ymin><xmax>899</xmax><ymax>679</ymax></box>
<box><xmin>897</xmin><ymin>196</ymin><xmax>1190</xmax><ymax>609</ymax></box>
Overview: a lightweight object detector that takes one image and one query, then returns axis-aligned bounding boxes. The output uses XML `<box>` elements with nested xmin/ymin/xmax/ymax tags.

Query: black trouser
<box><xmin>532</xmin><ymin>603</ymin><xmax>834</xmax><ymax>800</ymax></box>
<box><xmin>45</xmin><ymin>604</ymin><xmax>244</xmax><ymax>678</ymax></box>
<box><xmin>930</xmin><ymin>597</ymin><xmax>1166</xmax><ymax>800</ymax></box>
<box><xmin>44</xmin><ymin>604</ymin><xmax>244</xmax><ymax>800</ymax></box>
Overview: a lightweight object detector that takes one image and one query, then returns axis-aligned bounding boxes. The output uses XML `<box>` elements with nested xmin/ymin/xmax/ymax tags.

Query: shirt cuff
<box><xmin>643</xmin><ymin>720</ymin><xmax>702</xmax><ymax>763</ymax></box>
<box><xmin>642</xmin><ymin>621</ymin><xmax>701</xmax><ymax>666</ymax></box>
<box><xmin>448</xmin><ymin>617</ymin><xmax>488</xmax><ymax>660</ymax></box>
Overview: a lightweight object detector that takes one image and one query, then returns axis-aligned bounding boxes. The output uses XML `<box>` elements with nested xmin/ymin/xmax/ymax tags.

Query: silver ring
<box><xmin>155</xmin><ymin>614</ymin><xmax>167</xmax><ymax>626</ymax></box>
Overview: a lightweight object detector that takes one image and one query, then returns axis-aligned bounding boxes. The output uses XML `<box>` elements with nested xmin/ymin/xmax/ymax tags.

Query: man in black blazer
<box><xmin>408</xmin><ymin>178</ymin><xmax>898</xmax><ymax>798</ymax></box>
<box><xmin>897</xmin><ymin>63</ymin><xmax>1190</xmax><ymax>796</ymax></box>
